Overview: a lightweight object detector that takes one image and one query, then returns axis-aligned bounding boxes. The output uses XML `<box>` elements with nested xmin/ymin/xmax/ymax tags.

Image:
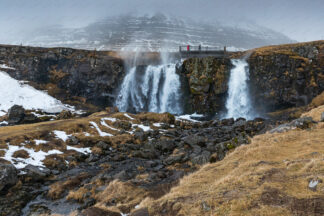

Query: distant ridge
<box><xmin>18</xmin><ymin>14</ymin><xmax>294</xmax><ymax>51</ymax></box>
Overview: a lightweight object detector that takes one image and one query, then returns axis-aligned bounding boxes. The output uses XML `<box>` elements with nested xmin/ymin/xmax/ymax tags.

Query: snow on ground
<box><xmin>90</xmin><ymin>121</ymin><xmax>113</xmax><ymax>137</ymax></box>
<box><xmin>66</xmin><ymin>146</ymin><xmax>91</xmax><ymax>154</ymax></box>
<box><xmin>132</xmin><ymin>124</ymin><xmax>151</xmax><ymax>132</ymax></box>
<box><xmin>0</xmin><ymin>64</ymin><xmax>15</xmax><ymax>70</ymax></box>
<box><xmin>34</xmin><ymin>140</ymin><xmax>48</xmax><ymax>145</ymax></box>
<box><xmin>153</xmin><ymin>123</ymin><xmax>162</xmax><ymax>127</ymax></box>
<box><xmin>0</xmin><ymin>121</ymin><xmax>8</xmax><ymax>125</ymax></box>
<box><xmin>0</xmin><ymin>71</ymin><xmax>72</xmax><ymax>116</ymax></box>
<box><xmin>101</xmin><ymin>119</ymin><xmax>118</xmax><ymax>131</ymax></box>
<box><xmin>102</xmin><ymin>117</ymin><xmax>117</xmax><ymax>122</ymax></box>
<box><xmin>53</xmin><ymin>130</ymin><xmax>71</xmax><ymax>142</ymax></box>
<box><xmin>176</xmin><ymin>113</ymin><xmax>204</xmax><ymax>122</ymax></box>
<box><xmin>124</xmin><ymin>113</ymin><xmax>135</xmax><ymax>120</ymax></box>
<box><xmin>1</xmin><ymin>144</ymin><xmax>63</xmax><ymax>169</ymax></box>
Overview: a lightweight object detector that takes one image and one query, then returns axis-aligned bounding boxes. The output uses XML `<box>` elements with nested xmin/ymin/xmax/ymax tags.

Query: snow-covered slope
<box><xmin>17</xmin><ymin>14</ymin><xmax>294</xmax><ymax>51</ymax></box>
<box><xmin>0</xmin><ymin>66</ymin><xmax>71</xmax><ymax>116</ymax></box>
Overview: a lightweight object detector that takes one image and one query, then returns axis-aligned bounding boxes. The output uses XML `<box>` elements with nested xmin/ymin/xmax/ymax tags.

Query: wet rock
<box><xmin>183</xmin><ymin>135</ymin><xmax>206</xmax><ymax>147</ymax></box>
<box><xmin>67</xmin><ymin>136</ymin><xmax>79</xmax><ymax>146</ymax></box>
<box><xmin>114</xmin><ymin>170</ymin><xmax>130</xmax><ymax>181</ymax></box>
<box><xmin>8</xmin><ymin>105</ymin><xmax>25</xmax><ymax>124</ymax></box>
<box><xmin>0</xmin><ymin>164</ymin><xmax>18</xmax><ymax>191</ymax></box>
<box><xmin>96</xmin><ymin>141</ymin><xmax>110</xmax><ymax>150</ymax></box>
<box><xmin>23</xmin><ymin>165</ymin><xmax>51</xmax><ymax>181</ymax></box>
<box><xmin>132</xmin><ymin>149</ymin><xmax>158</xmax><ymax>159</ymax></box>
<box><xmin>191</xmin><ymin>151</ymin><xmax>211</xmax><ymax>165</ymax></box>
<box><xmin>154</xmin><ymin>139</ymin><xmax>175</xmax><ymax>152</ymax></box>
<box><xmin>134</xmin><ymin>130</ymin><xmax>148</xmax><ymax>142</ymax></box>
<box><xmin>221</xmin><ymin>118</ymin><xmax>235</xmax><ymax>126</ymax></box>
<box><xmin>23</xmin><ymin>113</ymin><xmax>39</xmax><ymax>124</ymax></box>
<box><xmin>27</xmin><ymin>204</ymin><xmax>51</xmax><ymax>216</ymax></box>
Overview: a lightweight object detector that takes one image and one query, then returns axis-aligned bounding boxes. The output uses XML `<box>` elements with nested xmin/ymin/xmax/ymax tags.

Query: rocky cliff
<box><xmin>248</xmin><ymin>41</ymin><xmax>324</xmax><ymax>113</ymax></box>
<box><xmin>181</xmin><ymin>41</ymin><xmax>324</xmax><ymax>115</ymax></box>
<box><xmin>0</xmin><ymin>45</ymin><xmax>125</xmax><ymax>111</ymax></box>
<box><xmin>180</xmin><ymin>57</ymin><xmax>232</xmax><ymax>115</ymax></box>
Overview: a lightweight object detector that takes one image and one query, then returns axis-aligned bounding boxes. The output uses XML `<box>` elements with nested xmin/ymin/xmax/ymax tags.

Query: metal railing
<box><xmin>179</xmin><ymin>45</ymin><xmax>226</xmax><ymax>52</ymax></box>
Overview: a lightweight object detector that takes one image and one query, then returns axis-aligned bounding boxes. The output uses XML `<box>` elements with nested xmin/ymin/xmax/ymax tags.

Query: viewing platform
<box><xmin>179</xmin><ymin>45</ymin><xmax>230</xmax><ymax>58</ymax></box>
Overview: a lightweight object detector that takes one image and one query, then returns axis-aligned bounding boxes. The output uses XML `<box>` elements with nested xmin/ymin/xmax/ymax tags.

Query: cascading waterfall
<box><xmin>116</xmin><ymin>63</ymin><xmax>182</xmax><ymax>114</ymax></box>
<box><xmin>225</xmin><ymin>59</ymin><xmax>255</xmax><ymax>120</ymax></box>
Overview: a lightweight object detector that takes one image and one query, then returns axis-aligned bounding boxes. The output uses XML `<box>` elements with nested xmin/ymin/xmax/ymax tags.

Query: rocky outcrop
<box><xmin>0</xmin><ymin>45</ymin><xmax>124</xmax><ymax>110</ymax></box>
<box><xmin>0</xmin><ymin>164</ymin><xmax>18</xmax><ymax>192</ymax></box>
<box><xmin>248</xmin><ymin>41</ymin><xmax>324</xmax><ymax>113</ymax></box>
<box><xmin>180</xmin><ymin>57</ymin><xmax>232</xmax><ymax>114</ymax></box>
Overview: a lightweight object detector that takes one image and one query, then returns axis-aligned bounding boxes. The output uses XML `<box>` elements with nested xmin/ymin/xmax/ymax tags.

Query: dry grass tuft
<box><xmin>94</xmin><ymin>180</ymin><xmax>148</xmax><ymax>214</ymax></box>
<box><xmin>48</xmin><ymin>172</ymin><xmax>90</xmax><ymax>199</ymax></box>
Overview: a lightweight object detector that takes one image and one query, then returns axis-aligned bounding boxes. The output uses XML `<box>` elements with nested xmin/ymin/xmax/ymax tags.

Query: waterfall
<box><xmin>225</xmin><ymin>59</ymin><xmax>255</xmax><ymax>120</ymax></box>
<box><xmin>116</xmin><ymin>63</ymin><xmax>182</xmax><ymax>114</ymax></box>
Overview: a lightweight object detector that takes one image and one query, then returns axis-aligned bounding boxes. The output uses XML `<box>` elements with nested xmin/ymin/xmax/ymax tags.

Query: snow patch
<box><xmin>90</xmin><ymin>121</ymin><xmax>113</xmax><ymax>137</ymax></box>
<box><xmin>0</xmin><ymin>64</ymin><xmax>15</xmax><ymax>70</ymax></box>
<box><xmin>153</xmin><ymin>123</ymin><xmax>162</xmax><ymax>127</ymax></box>
<box><xmin>102</xmin><ymin>117</ymin><xmax>117</xmax><ymax>122</ymax></box>
<box><xmin>34</xmin><ymin>140</ymin><xmax>48</xmax><ymax>145</ymax></box>
<box><xmin>176</xmin><ymin>113</ymin><xmax>204</xmax><ymax>122</ymax></box>
<box><xmin>66</xmin><ymin>146</ymin><xmax>91</xmax><ymax>154</ymax></box>
<box><xmin>53</xmin><ymin>130</ymin><xmax>70</xmax><ymax>142</ymax></box>
<box><xmin>124</xmin><ymin>113</ymin><xmax>135</xmax><ymax>120</ymax></box>
<box><xmin>101</xmin><ymin>119</ymin><xmax>118</xmax><ymax>131</ymax></box>
<box><xmin>132</xmin><ymin>124</ymin><xmax>151</xmax><ymax>132</ymax></box>
<box><xmin>0</xmin><ymin>71</ymin><xmax>71</xmax><ymax>114</ymax></box>
<box><xmin>1</xmin><ymin>144</ymin><xmax>63</xmax><ymax>169</ymax></box>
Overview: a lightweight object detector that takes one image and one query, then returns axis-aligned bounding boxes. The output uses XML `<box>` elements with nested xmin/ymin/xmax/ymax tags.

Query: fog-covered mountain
<box><xmin>19</xmin><ymin>14</ymin><xmax>294</xmax><ymax>51</ymax></box>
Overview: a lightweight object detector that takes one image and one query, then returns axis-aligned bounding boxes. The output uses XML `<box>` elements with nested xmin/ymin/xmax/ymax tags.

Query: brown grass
<box><xmin>94</xmin><ymin>180</ymin><xmax>149</xmax><ymax>214</ymax></box>
<box><xmin>48</xmin><ymin>172</ymin><xmax>90</xmax><ymax>199</ymax></box>
<box><xmin>12</xmin><ymin>149</ymin><xmax>29</xmax><ymax>158</ymax></box>
<box><xmin>141</xmin><ymin>120</ymin><xmax>324</xmax><ymax>215</ymax></box>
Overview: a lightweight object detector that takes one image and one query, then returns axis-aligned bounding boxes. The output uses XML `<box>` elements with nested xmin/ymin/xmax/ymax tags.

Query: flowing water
<box><xmin>116</xmin><ymin>63</ymin><xmax>182</xmax><ymax>114</ymax></box>
<box><xmin>225</xmin><ymin>59</ymin><xmax>255</xmax><ymax>120</ymax></box>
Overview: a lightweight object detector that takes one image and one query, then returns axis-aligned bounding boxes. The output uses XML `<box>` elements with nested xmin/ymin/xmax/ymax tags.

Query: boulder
<box><xmin>23</xmin><ymin>165</ymin><xmax>51</xmax><ymax>181</ymax></box>
<box><xmin>0</xmin><ymin>164</ymin><xmax>18</xmax><ymax>191</ymax></box>
<box><xmin>270</xmin><ymin>117</ymin><xmax>315</xmax><ymax>133</ymax></box>
<box><xmin>8</xmin><ymin>105</ymin><xmax>25</xmax><ymax>124</ymax></box>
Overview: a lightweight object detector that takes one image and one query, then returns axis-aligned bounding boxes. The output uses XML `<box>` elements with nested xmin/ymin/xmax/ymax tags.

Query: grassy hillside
<box><xmin>139</xmin><ymin>108</ymin><xmax>324</xmax><ymax>215</ymax></box>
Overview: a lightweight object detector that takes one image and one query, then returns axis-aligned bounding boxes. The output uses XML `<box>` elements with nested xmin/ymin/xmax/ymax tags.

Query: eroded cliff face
<box><xmin>181</xmin><ymin>41</ymin><xmax>324</xmax><ymax>116</ymax></box>
<box><xmin>0</xmin><ymin>45</ymin><xmax>124</xmax><ymax>111</ymax></box>
<box><xmin>248</xmin><ymin>41</ymin><xmax>324</xmax><ymax>113</ymax></box>
<box><xmin>180</xmin><ymin>57</ymin><xmax>232</xmax><ymax>114</ymax></box>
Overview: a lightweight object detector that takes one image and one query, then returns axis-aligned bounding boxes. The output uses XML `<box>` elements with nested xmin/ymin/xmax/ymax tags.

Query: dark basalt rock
<box><xmin>0</xmin><ymin>164</ymin><xmax>18</xmax><ymax>191</ymax></box>
<box><xmin>8</xmin><ymin>105</ymin><xmax>25</xmax><ymax>124</ymax></box>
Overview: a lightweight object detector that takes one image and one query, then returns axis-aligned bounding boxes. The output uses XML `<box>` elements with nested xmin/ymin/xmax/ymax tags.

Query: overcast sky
<box><xmin>0</xmin><ymin>0</ymin><xmax>323</xmax><ymax>42</ymax></box>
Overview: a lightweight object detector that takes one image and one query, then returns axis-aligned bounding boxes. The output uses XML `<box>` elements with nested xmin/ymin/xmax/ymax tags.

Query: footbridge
<box><xmin>179</xmin><ymin>45</ymin><xmax>231</xmax><ymax>58</ymax></box>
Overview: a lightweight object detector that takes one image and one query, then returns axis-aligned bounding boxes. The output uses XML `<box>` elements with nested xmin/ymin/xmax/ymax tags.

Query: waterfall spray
<box><xmin>225</xmin><ymin>59</ymin><xmax>255</xmax><ymax>120</ymax></box>
<box><xmin>116</xmin><ymin>62</ymin><xmax>182</xmax><ymax>114</ymax></box>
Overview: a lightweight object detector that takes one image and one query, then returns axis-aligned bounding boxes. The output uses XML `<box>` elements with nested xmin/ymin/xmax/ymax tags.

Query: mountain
<box><xmin>18</xmin><ymin>14</ymin><xmax>294</xmax><ymax>51</ymax></box>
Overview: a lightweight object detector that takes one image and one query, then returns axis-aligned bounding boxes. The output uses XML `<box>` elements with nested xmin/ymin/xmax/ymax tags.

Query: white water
<box><xmin>116</xmin><ymin>63</ymin><xmax>182</xmax><ymax>114</ymax></box>
<box><xmin>225</xmin><ymin>59</ymin><xmax>255</xmax><ymax>120</ymax></box>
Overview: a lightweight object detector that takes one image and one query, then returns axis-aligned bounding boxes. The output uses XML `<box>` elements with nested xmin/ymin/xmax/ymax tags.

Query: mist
<box><xmin>0</xmin><ymin>0</ymin><xmax>323</xmax><ymax>44</ymax></box>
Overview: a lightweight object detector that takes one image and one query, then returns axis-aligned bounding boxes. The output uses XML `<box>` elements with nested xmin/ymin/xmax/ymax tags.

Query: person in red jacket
<box><xmin>187</xmin><ymin>45</ymin><xmax>190</xmax><ymax>51</ymax></box>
